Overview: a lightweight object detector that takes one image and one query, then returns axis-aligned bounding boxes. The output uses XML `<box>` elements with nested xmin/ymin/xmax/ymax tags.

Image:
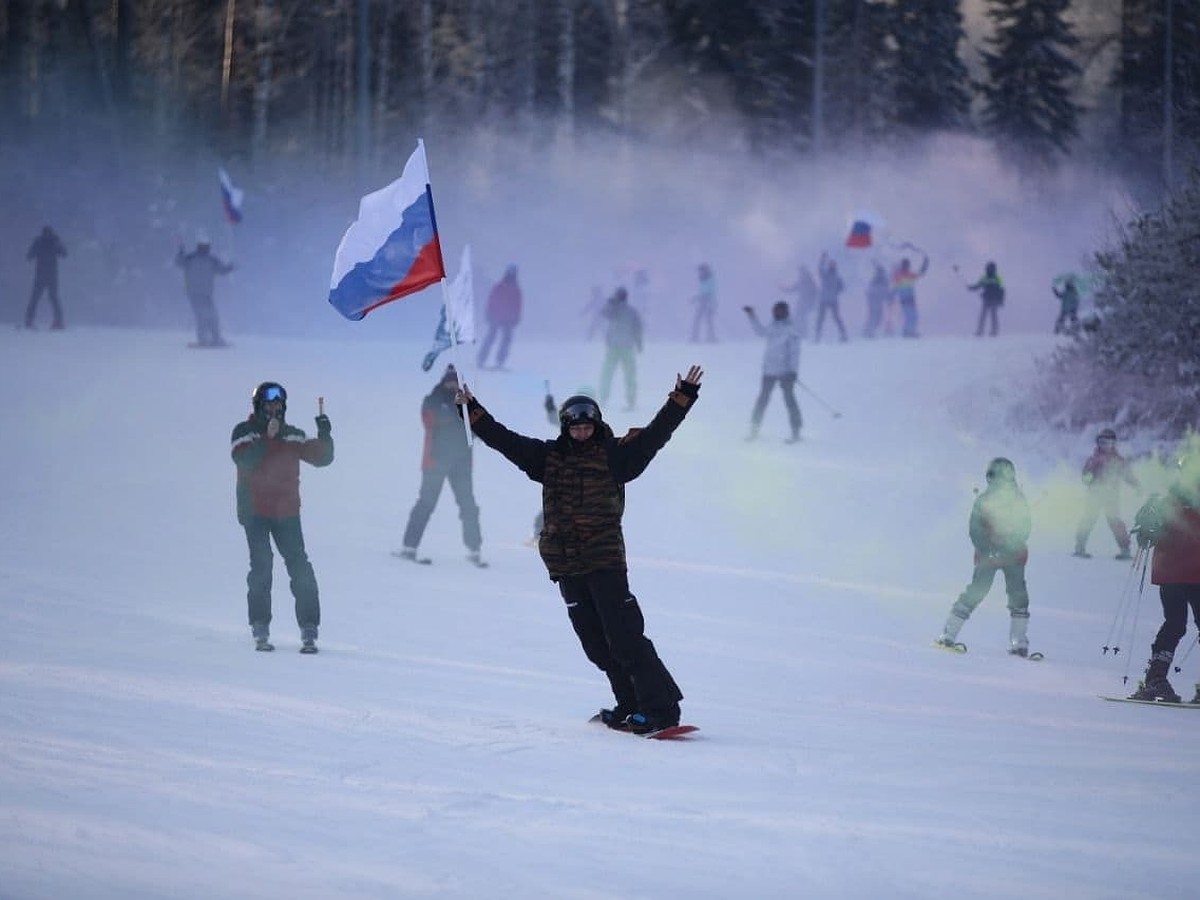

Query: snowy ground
<box><xmin>1</xmin><ymin>325</ymin><xmax>1196</xmax><ymax>900</ymax></box>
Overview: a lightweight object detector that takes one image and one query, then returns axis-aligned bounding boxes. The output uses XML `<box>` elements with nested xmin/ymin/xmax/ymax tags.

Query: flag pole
<box><xmin>441</xmin><ymin>275</ymin><xmax>474</xmax><ymax>448</ymax></box>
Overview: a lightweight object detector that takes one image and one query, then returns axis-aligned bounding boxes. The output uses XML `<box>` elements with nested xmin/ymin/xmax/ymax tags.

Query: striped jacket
<box><xmin>466</xmin><ymin>387</ymin><xmax>698</xmax><ymax>580</ymax></box>
<box><xmin>231</xmin><ymin>417</ymin><xmax>334</xmax><ymax>522</ymax></box>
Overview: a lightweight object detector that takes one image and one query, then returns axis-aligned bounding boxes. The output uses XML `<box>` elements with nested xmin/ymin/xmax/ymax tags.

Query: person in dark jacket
<box><xmin>935</xmin><ymin>457</ymin><xmax>1034</xmax><ymax>656</ymax></box>
<box><xmin>1074</xmin><ymin>428</ymin><xmax>1138</xmax><ymax>560</ymax></box>
<box><xmin>395</xmin><ymin>364</ymin><xmax>486</xmax><ymax>568</ymax></box>
<box><xmin>862</xmin><ymin>262</ymin><xmax>890</xmax><ymax>338</ymax></box>
<box><xmin>231</xmin><ymin>382</ymin><xmax>334</xmax><ymax>653</ymax></box>
<box><xmin>1127</xmin><ymin>437</ymin><xmax>1200</xmax><ymax>703</ymax></box>
<box><xmin>968</xmin><ymin>261</ymin><xmax>1006</xmax><ymax>337</ymax></box>
<box><xmin>814</xmin><ymin>252</ymin><xmax>848</xmax><ymax>343</ymax></box>
<box><xmin>456</xmin><ymin>365</ymin><xmax>704</xmax><ymax>734</ymax></box>
<box><xmin>477</xmin><ymin>264</ymin><xmax>522</xmax><ymax>368</ymax></box>
<box><xmin>176</xmin><ymin>234</ymin><xmax>234</xmax><ymax>347</ymax></box>
<box><xmin>1052</xmin><ymin>275</ymin><xmax>1081</xmax><ymax>334</ymax></box>
<box><xmin>25</xmin><ymin>225</ymin><xmax>67</xmax><ymax>329</ymax></box>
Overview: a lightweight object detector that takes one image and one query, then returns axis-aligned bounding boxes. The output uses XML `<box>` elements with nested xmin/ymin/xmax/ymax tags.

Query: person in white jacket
<box><xmin>743</xmin><ymin>301</ymin><xmax>802</xmax><ymax>443</ymax></box>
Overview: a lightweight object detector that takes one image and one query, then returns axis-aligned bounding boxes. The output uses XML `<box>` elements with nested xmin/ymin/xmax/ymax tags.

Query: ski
<box><xmin>1100</xmin><ymin>696</ymin><xmax>1200</xmax><ymax>708</ymax></box>
<box><xmin>1009</xmin><ymin>649</ymin><xmax>1044</xmax><ymax>661</ymax></box>
<box><xmin>932</xmin><ymin>640</ymin><xmax>967</xmax><ymax>654</ymax></box>
<box><xmin>391</xmin><ymin>549</ymin><xmax>432</xmax><ymax>565</ymax></box>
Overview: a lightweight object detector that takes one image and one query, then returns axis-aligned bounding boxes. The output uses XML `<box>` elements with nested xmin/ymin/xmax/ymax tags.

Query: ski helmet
<box><xmin>252</xmin><ymin>381</ymin><xmax>287</xmax><ymax>415</ymax></box>
<box><xmin>559</xmin><ymin>394</ymin><xmax>602</xmax><ymax>430</ymax></box>
<box><xmin>1097</xmin><ymin>428</ymin><xmax>1117</xmax><ymax>445</ymax></box>
<box><xmin>772</xmin><ymin>301</ymin><xmax>790</xmax><ymax>320</ymax></box>
<box><xmin>985</xmin><ymin>457</ymin><xmax>1016</xmax><ymax>484</ymax></box>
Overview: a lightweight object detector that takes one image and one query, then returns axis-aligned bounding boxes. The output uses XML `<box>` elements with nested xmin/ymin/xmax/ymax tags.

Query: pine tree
<box><xmin>979</xmin><ymin>0</ymin><xmax>1083</xmax><ymax>171</ymax></box>
<box><xmin>1039</xmin><ymin>165</ymin><xmax>1200</xmax><ymax>435</ymax></box>
<box><xmin>891</xmin><ymin>0</ymin><xmax>971</xmax><ymax>132</ymax></box>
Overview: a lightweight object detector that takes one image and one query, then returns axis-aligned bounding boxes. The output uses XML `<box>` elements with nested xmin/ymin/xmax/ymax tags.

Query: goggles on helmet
<box><xmin>261</xmin><ymin>385</ymin><xmax>286</xmax><ymax>403</ymax></box>
<box><xmin>561</xmin><ymin>400</ymin><xmax>600</xmax><ymax>427</ymax></box>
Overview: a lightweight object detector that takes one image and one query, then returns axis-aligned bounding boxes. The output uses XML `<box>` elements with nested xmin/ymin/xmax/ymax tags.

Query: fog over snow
<box><xmin>1</xmin><ymin>320</ymin><xmax>1195</xmax><ymax>899</ymax></box>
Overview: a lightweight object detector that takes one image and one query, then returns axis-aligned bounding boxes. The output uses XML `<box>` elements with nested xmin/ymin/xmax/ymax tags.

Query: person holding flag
<box><xmin>891</xmin><ymin>246</ymin><xmax>929</xmax><ymax>339</ymax></box>
<box><xmin>176</xmin><ymin>231</ymin><xmax>234</xmax><ymax>347</ymax></box>
<box><xmin>394</xmin><ymin>364</ymin><xmax>487</xmax><ymax>568</ymax></box>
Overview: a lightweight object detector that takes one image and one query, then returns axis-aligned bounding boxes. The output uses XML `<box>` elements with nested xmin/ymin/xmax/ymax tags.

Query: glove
<box><xmin>676</xmin><ymin>380</ymin><xmax>700</xmax><ymax>400</ymax></box>
<box><xmin>315</xmin><ymin>414</ymin><xmax>332</xmax><ymax>437</ymax></box>
<box><xmin>266</xmin><ymin>417</ymin><xmax>281</xmax><ymax>439</ymax></box>
<box><xmin>743</xmin><ymin>305</ymin><xmax>754</xmax><ymax>314</ymax></box>
<box><xmin>544</xmin><ymin>394</ymin><xmax>556</xmax><ymax>415</ymax></box>
<box><xmin>1134</xmin><ymin>528</ymin><xmax>1153</xmax><ymax>550</ymax></box>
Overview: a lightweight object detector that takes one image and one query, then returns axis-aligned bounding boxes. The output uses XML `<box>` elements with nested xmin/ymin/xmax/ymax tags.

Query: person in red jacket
<box><xmin>1074</xmin><ymin>428</ymin><xmax>1139</xmax><ymax>559</ymax></box>
<box><xmin>394</xmin><ymin>364</ymin><xmax>486</xmax><ymax>567</ymax></box>
<box><xmin>230</xmin><ymin>382</ymin><xmax>334</xmax><ymax>653</ymax></box>
<box><xmin>477</xmin><ymin>264</ymin><xmax>522</xmax><ymax>369</ymax></box>
<box><xmin>1128</xmin><ymin>438</ymin><xmax>1200</xmax><ymax>703</ymax></box>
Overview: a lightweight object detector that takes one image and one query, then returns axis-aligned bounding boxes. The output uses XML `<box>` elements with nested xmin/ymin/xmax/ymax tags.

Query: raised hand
<box><xmin>677</xmin><ymin>365</ymin><xmax>703</xmax><ymax>389</ymax></box>
<box><xmin>454</xmin><ymin>383</ymin><xmax>475</xmax><ymax>406</ymax></box>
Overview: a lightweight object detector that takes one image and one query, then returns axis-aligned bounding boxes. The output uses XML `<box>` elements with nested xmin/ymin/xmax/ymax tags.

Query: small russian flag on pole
<box><xmin>218</xmin><ymin>167</ymin><xmax>244</xmax><ymax>224</ymax></box>
<box><xmin>846</xmin><ymin>220</ymin><xmax>872</xmax><ymax>248</ymax></box>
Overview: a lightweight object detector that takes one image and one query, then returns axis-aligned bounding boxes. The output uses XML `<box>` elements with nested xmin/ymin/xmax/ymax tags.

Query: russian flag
<box><xmin>218</xmin><ymin>167</ymin><xmax>244</xmax><ymax>224</ymax></box>
<box><xmin>845</xmin><ymin>219</ymin><xmax>872</xmax><ymax>248</ymax></box>
<box><xmin>328</xmin><ymin>140</ymin><xmax>447</xmax><ymax>321</ymax></box>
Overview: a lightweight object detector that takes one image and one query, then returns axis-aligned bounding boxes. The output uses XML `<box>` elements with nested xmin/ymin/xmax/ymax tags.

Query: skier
<box><xmin>862</xmin><ymin>262</ymin><xmax>890</xmax><ymax>338</ymax></box>
<box><xmin>597</xmin><ymin>287</ymin><xmax>643</xmax><ymax>411</ymax></box>
<box><xmin>891</xmin><ymin>250</ymin><xmax>929</xmax><ymax>338</ymax></box>
<box><xmin>395</xmin><ymin>364</ymin><xmax>487</xmax><ymax>568</ymax></box>
<box><xmin>231</xmin><ymin>382</ymin><xmax>334</xmax><ymax>653</ymax></box>
<box><xmin>176</xmin><ymin>233</ymin><xmax>234</xmax><ymax>347</ymax></box>
<box><xmin>743</xmin><ymin>301</ymin><xmax>802</xmax><ymax>442</ymax></box>
<box><xmin>1127</xmin><ymin>438</ymin><xmax>1200</xmax><ymax>703</ymax></box>
<box><xmin>477</xmin><ymin>264</ymin><xmax>522</xmax><ymax>369</ymax></box>
<box><xmin>1074</xmin><ymin>428</ymin><xmax>1138</xmax><ymax>560</ymax></box>
<box><xmin>455</xmin><ymin>366</ymin><xmax>704</xmax><ymax>734</ymax></box>
<box><xmin>689</xmin><ymin>263</ymin><xmax>718</xmax><ymax>343</ymax></box>
<box><xmin>968</xmin><ymin>261</ymin><xmax>1006</xmax><ymax>337</ymax></box>
<box><xmin>1053</xmin><ymin>276</ymin><xmax>1080</xmax><ymax>335</ymax></box>
<box><xmin>25</xmin><ymin>225</ymin><xmax>67</xmax><ymax>330</ymax></box>
<box><xmin>935</xmin><ymin>457</ymin><xmax>1034</xmax><ymax>656</ymax></box>
<box><xmin>814</xmin><ymin>252</ymin><xmax>848</xmax><ymax>343</ymax></box>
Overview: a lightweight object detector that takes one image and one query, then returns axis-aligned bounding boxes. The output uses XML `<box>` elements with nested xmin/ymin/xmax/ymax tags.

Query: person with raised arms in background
<box><xmin>176</xmin><ymin>232</ymin><xmax>234</xmax><ymax>348</ymax></box>
<box><xmin>24</xmin><ymin>225</ymin><xmax>67</xmax><ymax>330</ymax></box>
<box><xmin>891</xmin><ymin>247</ymin><xmax>929</xmax><ymax>339</ymax></box>
<box><xmin>967</xmin><ymin>260</ymin><xmax>1006</xmax><ymax>337</ymax></box>
<box><xmin>743</xmin><ymin>300</ymin><xmax>802</xmax><ymax>443</ymax></box>
<box><xmin>454</xmin><ymin>366</ymin><xmax>704</xmax><ymax>735</ymax></box>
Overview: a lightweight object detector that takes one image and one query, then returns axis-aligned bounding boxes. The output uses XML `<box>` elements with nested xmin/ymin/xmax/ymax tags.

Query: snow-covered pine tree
<box><xmin>1037</xmin><ymin>165</ymin><xmax>1200</xmax><ymax>435</ymax></box>
<box><xmin>891</xmin><ymin>0</ymin><xmax>971</xmax><ymax>132</ymax></box>
<box><xmin>979</xmin><ymin>0</ymin><xmax>1082</xmax><ymax>172</ymax></box>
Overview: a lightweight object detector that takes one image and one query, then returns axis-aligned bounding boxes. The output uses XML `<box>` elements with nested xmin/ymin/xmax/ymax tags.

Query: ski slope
<box><xmin>1</xmin><ymin>326</ymin><xmax>1194</xmax><ymax>900</ymax></box>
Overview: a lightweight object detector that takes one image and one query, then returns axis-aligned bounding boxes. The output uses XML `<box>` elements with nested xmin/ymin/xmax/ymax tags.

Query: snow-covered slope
<box><xmin>1</xmin><ymin>326</ymin><xmax>1193</xmax><ymax>900</ymax></box>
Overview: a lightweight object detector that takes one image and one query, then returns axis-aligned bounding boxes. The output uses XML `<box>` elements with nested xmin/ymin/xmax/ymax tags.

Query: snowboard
<box><xmin>1100</xmin><ymin>695</ymin><xmax>1200</xmax><ymax>708</ymax></box>
<box><xmin>589</xmin><ymin>714</ymin><xmax>700</xmax><ymax>740</ymax></box>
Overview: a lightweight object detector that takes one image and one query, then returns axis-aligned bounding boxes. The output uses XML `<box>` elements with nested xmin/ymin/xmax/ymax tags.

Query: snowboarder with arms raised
<box><xmin>455</xmin><ymin>366</ymin><xmax>704</xmax><ymax>734</ymax></box>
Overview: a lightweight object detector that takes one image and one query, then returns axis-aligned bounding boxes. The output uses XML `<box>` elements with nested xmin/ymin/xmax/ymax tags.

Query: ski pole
<box><xmin>796</xmin><ymin>380</ymin><xmax>842</xmax><ymax>419</ymax></box>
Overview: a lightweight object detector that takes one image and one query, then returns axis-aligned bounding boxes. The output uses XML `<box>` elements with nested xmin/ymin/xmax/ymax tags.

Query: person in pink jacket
<box><xmin>477</xmin><ymin>264</ymin><xmax>522</xmax><ymax>369</ymax></box>
<box><xmin>1127</xmin><ymin>437</ymin><xmax>1200</xmax><ymax>703</ymax></box>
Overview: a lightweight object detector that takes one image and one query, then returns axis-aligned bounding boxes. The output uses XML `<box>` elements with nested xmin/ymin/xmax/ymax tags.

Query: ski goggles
<box><xmin>561</xmin><ymin>400</ymin><xmax>601</xmax><ymax>426</ymax></box>
<box><xmin>261</xmin><ymin>385</ymin><xmax>286</xmax><ymax>403</ymax></box>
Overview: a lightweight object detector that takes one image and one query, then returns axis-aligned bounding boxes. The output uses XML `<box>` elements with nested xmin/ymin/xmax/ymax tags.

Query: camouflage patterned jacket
<box><xmin>465</xmin><ymin>387</ymin><xmax>698</xmax><ymax>580</ymax></box>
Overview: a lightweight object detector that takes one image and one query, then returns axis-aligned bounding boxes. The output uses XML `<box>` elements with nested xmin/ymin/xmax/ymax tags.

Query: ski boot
<box><xmin>1128</xmin><ymin>651</ymin><xmax>1180</xmax><ymax>702</ymax></box>
<box><xmin>933</xmin><ymin>636</ymin><xmax>967</xmax><ymax>653</ymax></box>
<box><xmin>300</xmin><ymin>627</ymin><xmax>319</xmax><ymax>655</ymax></box>
<box><xmin>252</xmin><ymin>623</ymin><xmax>274</xmax><ymax>652</ymax></box>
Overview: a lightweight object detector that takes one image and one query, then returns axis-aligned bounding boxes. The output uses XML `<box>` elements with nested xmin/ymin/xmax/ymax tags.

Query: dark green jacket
<box><xmin>466</xmin><ymin>388</ymin><xmax>697</xmax><ymax>580</ymax></box>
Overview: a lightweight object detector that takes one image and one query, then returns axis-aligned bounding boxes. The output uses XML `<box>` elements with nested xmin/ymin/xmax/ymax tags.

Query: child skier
<box><xmin>1074</xmin><ymin>428</ymin><xmax>1138</xmax><ymax>560</ymax></box>
<box><xmin>936</xmin><ymin>458</ymin><xmax>1034</xmax><ymax>656</ymax></box>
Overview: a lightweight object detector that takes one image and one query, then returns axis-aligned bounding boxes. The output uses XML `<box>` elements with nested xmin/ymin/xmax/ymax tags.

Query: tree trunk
<box><xmin>251</xmin><ymin>0</ymin><xmax>275</xmax><ymax>166</ymax></box>
<box><xmin>556</xmin><ymin>0</ymin><xmax>575</xmax><ymax>146</ymax></box>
